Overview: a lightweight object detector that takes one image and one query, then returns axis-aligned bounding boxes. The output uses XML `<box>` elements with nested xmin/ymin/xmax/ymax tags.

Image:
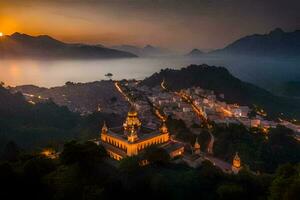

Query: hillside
<box><xmin>12</xmin><ymin>80</ymin><xmax>129</xmax><ymax>115</ymax></box>
<box><xmin>211</xmin><ymin>28</ymin><xmax>300</xmax><ymax>57</ymax></box>
<box><xmin>141</xmin><ymin>64</ymin><xmax>300</xmax><ymax>119</ymax></box>
<box><xmin>276</xmin><ymin>81</ymin><xmax>300</xmax><ymax>98</ymax></box>
<box><xmin>0</xmin><ymin>85</ymin><xmax>122</xmax><ymax>150</ymax></box>
<box><xmin>0</xmin><ymin>32</ymin><xmax>137</xmax><ymax>59</ymax></box>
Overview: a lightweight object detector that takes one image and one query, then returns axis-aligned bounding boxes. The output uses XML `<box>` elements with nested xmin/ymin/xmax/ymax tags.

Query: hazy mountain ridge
<box><xmin>112</xmin><ymin>44</ymin><xmax>173</xmax><ymax>57</ymax></box>
<box><xmin>141</xmin><ymin>64</ymin><xmax>300</xmax><ymax>119</ymax></box>
<box><xmin>0</xmin><ymin>32</ymin><xmax>137</xmax><ymax>59</ymax></box>
<box><xmin>186</xmin><ymin>48</ymin><xmax>204</xmax><ymax>57</ymax></box>
<box><xmin>210</xmin><ymin>28</ymin><xmax>300</xmax><ymax>57</ymax></box>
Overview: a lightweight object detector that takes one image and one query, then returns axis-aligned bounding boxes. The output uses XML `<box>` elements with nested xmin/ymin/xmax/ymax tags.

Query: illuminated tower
<box><xmin>123</xmin><ymin>105</ymin><xmax>141</xmax><ymax>132</ymax></box>
<box><xmin>194</xmin><ymin>137</ymin><xmax>201</xmax><ymax>155</ymax></box>
<box><xmin>232</xmin><ymin>152</ymin><xmax>242</xmax><ymax>174</ymax></box>
<box><xmin>160</xmin><ymin>122</ymin><xmax>169</xmax><ymax>134</ymax></box>
<box><xmin>127</xmin><ymin>126</ymin><xmax>138</xmax><ymax>143</ymax></box>
<box><xmin>101</xmin><ymin>121</ymin><xmax>108</xmax><ymax>134</ymax></box>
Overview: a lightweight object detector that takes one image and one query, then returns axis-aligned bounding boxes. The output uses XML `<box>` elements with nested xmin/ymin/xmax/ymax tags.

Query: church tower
<box><xmin>123</xmin><ymin>105</ymin><xmax>141</xmax><ymax>142</ymax></box>
<box><xmin>194</xmin><ymin>137</ymin><xmax>201</xmax><ymax>155</ymax></box>
<box><xmin>232</xmin><ymin>152</ymin><xmax>242</xmax><ymax>174</ymax></box>
<box><xmin>160</xmin><ymin>122</ymin><xmax>169</xmax><ymax>134</ymax></box>
<box><xmin>123</xmin><ymin>105</ymin><xmax>141</xmax><ymax>132</ymax></box>
<box><xmin>101</xmin><ymin>121</ymin><xmax>108</xmax><ymax>134</ymax></box>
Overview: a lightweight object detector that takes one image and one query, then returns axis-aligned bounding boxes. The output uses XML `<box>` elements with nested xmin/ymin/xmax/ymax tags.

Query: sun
<box><xmin>0</xmin><ymin>32</ymin><xmax>3</xmax><ymax>37</ymax></box>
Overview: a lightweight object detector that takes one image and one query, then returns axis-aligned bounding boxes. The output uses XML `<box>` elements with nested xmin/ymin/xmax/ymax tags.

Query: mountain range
<box><xmin>208</xmin><ymin>28</ymin><xmax>300</xmax><ymax>57</ymax></box>
<box><xmin>0</xmin><ymin>32</ymin><xmax>137</xmax><ymax>59</ymax></box>
<box><xmin>112</xmin><ymin>44</ymin><xmax>173</xmax><ymax>57</ymax></box>
<box><xmin>1</xmin><ymin>28</ymin><xmax>299</xmax><ymax>59</ymax></box>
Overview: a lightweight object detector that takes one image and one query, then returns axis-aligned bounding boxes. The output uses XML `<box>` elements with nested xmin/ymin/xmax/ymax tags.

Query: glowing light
<box><xmin>0</xmin><ymin>32</ymin><xmax>3</xmax><ymax>37</ymax></box>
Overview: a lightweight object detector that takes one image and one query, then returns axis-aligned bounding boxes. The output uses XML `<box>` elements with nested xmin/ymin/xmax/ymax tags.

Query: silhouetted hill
<box><xmin>112</xmin><ymin>44</ymin><xmax>172</xmax><ymax>57</ymax></box>
<box><xmin>0</xmin><ymin>32</ymin><xmax>137</xmax><ymax>59</ymax></box>
<box><xmin>211</xmin><ymin>28</ymin><xmax>300</xmax><ymax>57</ymax></box>
<box><xmin>186</xmin><ymin>49</ymin><xmax>204</xmax><ymax>57</ymax></box>
<box><xmin>141</xmin><ymin>64</ymin><xmax>300</xmax><ymax>119</ymax></box>
<box><xmin>275</xmin><ymin>81</ymin><xmax>300</xmax><ymax>98</ymax></box>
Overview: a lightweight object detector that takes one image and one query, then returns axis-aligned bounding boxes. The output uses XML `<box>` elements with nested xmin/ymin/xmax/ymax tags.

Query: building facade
<box><xmin>99</xmin><ymin>107</ymin><xmax>180</xmax><ymax>160</ymax></box>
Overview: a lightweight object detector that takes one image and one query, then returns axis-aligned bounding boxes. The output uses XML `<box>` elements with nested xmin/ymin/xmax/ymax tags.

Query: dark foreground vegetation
<box><xmin>0</xmin><ymin>85</ymin><xmax>122</xmax><ymax>151</ymax></box>
<box><xmin>0</xmin><ymin>140</ymin><xmax>299</xmax><ymax>200</ymax></box>
<box><xmin>212</xmin><ymin>124</ymin><xmax>300</xmax><ymax>173</ymax></box>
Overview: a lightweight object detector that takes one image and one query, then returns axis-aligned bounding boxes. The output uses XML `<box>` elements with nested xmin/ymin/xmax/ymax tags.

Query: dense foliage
<box><xmin>1</xmin><ymin>140</ymin><xmax>299</xmax><ymax>200</ymax></box>
<box><xmin>213</xmin><ymin>124</ymin><xmax>300</xmax><ymax>173</ymax></box>
<box><xmin>166</xmin><ymin>117</ymin><xmax>214</xmax><ymax>152</ymax></box>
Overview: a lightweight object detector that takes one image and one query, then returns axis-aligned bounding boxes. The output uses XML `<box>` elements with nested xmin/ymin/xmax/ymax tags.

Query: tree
<box><xmin>217</xmin><ymin>184</ymin><xmax>245</xmax><ymax>200</ymax></box>
<box><xmin>143</xmin><ymin>146</ymin><xmax>170</xmax><ymax>165</ymax></box>
<box><xmin>60</xmin><ymin>141</ymin><xmax>107</xmax><ymax>170</ymax></box>
<box><xmin>119</xmin><ymin>156</ymin><xmax>140</xmax><ymax>173</ymax></box>
<box><xmin>1</xmin><ymin>141</ymin><xmax>20</xmax><ymax>162</ymax></box>
<box><xmin>105</xmin><ymin>73</ymin><xmax>113</xmax><ymax>80</ymax></box>
<box><xmin>65</xmin><ymin>81</ymin><xmax>75</xmax><ymax>86</ymax></box>
<box><xmin>269</xmin><ymin>163</ymin><xmax>300</xmax><ymax>200</ymax></box>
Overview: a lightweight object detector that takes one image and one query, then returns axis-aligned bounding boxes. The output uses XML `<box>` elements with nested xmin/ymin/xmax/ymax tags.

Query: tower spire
<box><xmin>101</xmin><ymin>121</ymin><xmax>108</xmax><ymax>134</ymax></box>
<box><xmin>194</xmin><ymin>137</ymin><xmax>201</xmax><ymax>155</ymax></box>
<box><xmin>123</xmin><ymin>105</ymin><xmax>141</xmax><ymax>132</ymax></box>
<box><xmin>232</xmin><ymin>152</ymin><xmax>241</xmax><ymax>174</ymax></box>
<box><xmin>160</xmin><ymin>122</ymin><xmax>169</xmax><ymax>134</ymax></box>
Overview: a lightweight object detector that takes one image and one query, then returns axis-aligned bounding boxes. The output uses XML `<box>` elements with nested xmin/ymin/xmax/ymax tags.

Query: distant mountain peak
<box><xmin>186</xmin><ymin>48</ymin><xmax>204</xmax><ymax>57</ymax></box>
<box><xmin>10</xmin><ymin>32</ymin><xmax>31</xmax><ymax>39</ymax></box>
<box><xmin>143</xmin><ymin>45</ymin><xmax>156</xmax><ymax>50</ymax></box>
<box><xmin>1</xmin><ymin>32</ymin><xmax>137</xmax><ymax>59</ymax></box>
<box><xmin>10</xmin><ymin>32</ymin><xmax>58</xmax><ymax>42</ymax></box>
<box><xmin>269</xmin><ymin>28</ymin><xmax>285</xmax><ymax>35</ymax></box>
<box><xmin>211</xmin><ymin>28</ymin><xmax>300</xmax><ymax>57</ymax></box>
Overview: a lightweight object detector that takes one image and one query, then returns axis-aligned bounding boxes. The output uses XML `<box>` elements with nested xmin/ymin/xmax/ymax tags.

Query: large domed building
<box><xmin>98</xmin><ymin>106</ymin><xmax>184</xmax><ymax>160</ymax></box>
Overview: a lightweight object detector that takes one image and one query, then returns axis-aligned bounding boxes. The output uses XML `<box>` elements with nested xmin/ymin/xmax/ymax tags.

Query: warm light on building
<box><xmin>41</xmin><ymin>148</ymin><xmax>58</xmax><ymax>159</ymax></box>
<box><xmin>194</xmin><ymin>137</ymin><xmax>201</xmax><ymax>155</ymax></box>
<box><xmin>98</xmin><ymin>106</ymin><xmax>184</xmax><ymax>160</ymax></box>
<box><xmin>232</xmin><ymin>152</ymin><xmax>242</xmax><ymax>174</ymax></box>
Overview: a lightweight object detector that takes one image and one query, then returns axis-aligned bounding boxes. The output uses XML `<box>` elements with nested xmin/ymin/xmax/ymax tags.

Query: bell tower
<box><xmin>101</xmin><ymin>121</ymin><xmax>108</xmax><ymax>134</ymax></box>
<box><xmin>232</xmin><ymin>152</ymin><xmax>242</xmax><ymax>174</ymax></box>
<box><xmin>123</xmin><ymin>105</ymin><xmax>141</xmax><ymax>132</ymax></box>
<box><xmin>194</xmin><ymin>137</ymin><xmax>201</xmax><ymax>155</ymax></box>
<box><xmin>160</xmin><ymin>122</ymin><xmax>169</xmax><ymax>134</ymax></box>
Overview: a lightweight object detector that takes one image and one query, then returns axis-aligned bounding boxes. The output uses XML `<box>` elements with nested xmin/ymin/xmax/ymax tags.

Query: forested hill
<box><xmin>0</xmin><ymin>86</ymin><xmax>122</xmax><ymax>150</ymax></box>
<box><xmin>141</xmin><ymin>64</ymin><xmax>300</xmax><ymax>119</ymax></box>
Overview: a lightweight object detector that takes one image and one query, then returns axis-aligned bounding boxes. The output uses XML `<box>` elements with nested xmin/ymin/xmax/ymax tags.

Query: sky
<box><xmin>0</xmin><ymin>0</ymin><xmax>299</xmax><ymax>51</ymax></box>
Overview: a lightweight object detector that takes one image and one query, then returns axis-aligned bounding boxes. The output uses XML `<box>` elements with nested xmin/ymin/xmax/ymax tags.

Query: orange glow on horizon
<box><xmin>0</xmin><ymin>32</ymin><xmax>3</xmax><ymax>37</ymax></box>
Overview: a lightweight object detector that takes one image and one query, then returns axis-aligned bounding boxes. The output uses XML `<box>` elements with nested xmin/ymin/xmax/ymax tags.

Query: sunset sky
<box><xmin>0</xmin><ymin>0</ymin><xmax>299</xmax><ymax>50</ymax></box>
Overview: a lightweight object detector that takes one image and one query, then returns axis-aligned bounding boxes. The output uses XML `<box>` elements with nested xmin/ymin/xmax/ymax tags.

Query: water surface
<box><xmin>0</xmin><ymin>56</ymin><xmax>299</xmax><ymax>92</ymax></box>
